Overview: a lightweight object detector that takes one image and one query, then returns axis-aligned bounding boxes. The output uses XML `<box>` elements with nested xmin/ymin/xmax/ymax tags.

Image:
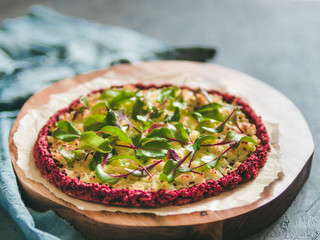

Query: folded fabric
<box><xmin>0</xmin><ymin>5</ymin><xmax>216</xmax><ymax>240</ymax></box>
<box><xmin>0</xmin><ymin>5</ymin><xmax>215</xmax><ymax>111</ymax></box>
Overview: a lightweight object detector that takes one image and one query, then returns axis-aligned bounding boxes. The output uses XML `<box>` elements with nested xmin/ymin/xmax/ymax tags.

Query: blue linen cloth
<box><xmin>0</xmin><ymin>5</ymin><xmax>216</xmax><ymax>240</ymax></box>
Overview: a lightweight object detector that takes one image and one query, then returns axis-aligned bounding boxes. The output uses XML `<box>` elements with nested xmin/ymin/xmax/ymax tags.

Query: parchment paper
<box><xmin>14</xmin><ymin>71</ymin><xmax>282</xmax><ymax>216</ymax></box>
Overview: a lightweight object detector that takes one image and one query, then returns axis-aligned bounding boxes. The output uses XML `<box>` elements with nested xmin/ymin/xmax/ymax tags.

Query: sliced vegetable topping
<box><xmin>49</xmin><ymin>86</ymin><xmax>260</xmax><ymax>190</ymax></box>
<box><xmin>52</xmin><ymin>121</ymin><xmax>81</xmax><ymax>142</ymax></box>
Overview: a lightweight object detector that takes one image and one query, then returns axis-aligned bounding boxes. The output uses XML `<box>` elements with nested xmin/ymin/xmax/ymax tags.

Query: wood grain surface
<box><xmin>9</xmin><ymin>61</ymin><xmax>314</xmax><ymax>240</ymax></box>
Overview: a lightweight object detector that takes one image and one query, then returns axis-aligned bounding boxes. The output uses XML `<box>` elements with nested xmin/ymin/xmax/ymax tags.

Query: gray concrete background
<box><xmin>0</xmin><ymin>0</ymin><xmax>319</xmax><ymax>239</ymax></box>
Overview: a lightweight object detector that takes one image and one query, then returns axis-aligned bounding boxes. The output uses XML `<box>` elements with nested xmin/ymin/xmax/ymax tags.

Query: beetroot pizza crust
<box><xmin>33</xmin><ymin>84</ymin><xmax>270</xmax><ymax>208</ymax></box>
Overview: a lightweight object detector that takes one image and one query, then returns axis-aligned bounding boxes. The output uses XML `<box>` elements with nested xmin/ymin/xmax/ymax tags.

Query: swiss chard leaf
<box><xmin>80</xmin><ymin>131</ymin><xmax>112</xmax><ymax>153</ymax></box>
<box><xmin>160</xmin><ymin>159</ymin><xmax>178</xmax><ymax>183</ymax></box>
<box><xmin>136</xmin><ymin>140</ymin><xmax>173</xmax><ymax>158</ymax></box>
<box><xmin>114</xmin><ymin>110</ymin><xmax>141</xmax><ymax>133</ymax></box>
<box><xmin>105</xmin><ymin>109</ymin><xmax>118</xmax><ymax>127</ymax></box>
<box><xmin>113</xmin><ymin>99</ymin><xmax>135</xmax><ymax>113</ymax></box>
<box><xmin>99</xmin><ymin>125</ymin><xmax>132</xmax><ymax>143</ymax></box>
<box><xmin>149</xmin><ymin>107</ymin><xmax>163</xmax><ymax>119</ymax></box>
<box><xmin>199</xmin><ymin>155</ymin><xmax>220</xmax><ymax>170</ymax></box>
<box><xmin>80</xmin><ymin>96</ymin><xmax>89</xmax><ymax>107</ymax></box>
<box><xmin>140</xmin><ymin>136</ymin><xmax>168</xmax><ymax>145</ymax></box>
<box><xmin>190</xmin><ymin>141</ymin><xmax>237</xmax><ymax>170</ymax></box>
<box><xmin>99</xmin><ymin>89</ymin><xmax>119</xmax><ymax>100</ymax></box>
<box><xmin>226</xmin><ymin>131</ymin><xmax>258</xmax><ymax>148</ymax></box>
<box><xmin>200</xmin><ymin>108</ymin><xmax>224</xmax><ymax>122</ymax></box>
<box><xmin>125</xmin><ymin>168</ymin><xmax>146</xmax><ymax>177</ymax></box>
<box><xmin>159</xmin><ymin>173</ymin><xmax>167</xmax><ymax>182</ymax></box>
<box><xmin>185</xmin><ymin>135</ymin><xmax>217</xmax><ymax>168</ymax></box>
<box><xmin>166</xmin><ymin>148</ymin><xmax>181</xmax><ymax>162</ymax></box>
<box><xmin>108</xmin><ymin>155</ymin><xmax>151</xmax><ymax>177</ymax></box>
<box><xmin>131</xmin><ymin>134</ymin><xmax>142</xmax><ymax>147</ymax></box>
<box><xmin>189</xmin><ymin>135</ymin><xmax>217</xmax><ymax>151</ymax></box>
<box><xmin>58</xmin><ymin>147</ymin><xmax>86</xmax><ymax>167</ymax></box>
<box><xmin>172</xmin><ymin>97</ymin><xmax>187</xmax><ymax>109</ymax></box>
<box><xmin>136</xmin><ymin>115</ymin><xmax>152</xmax><ymax>130</ymax></box>
<box><xmin>174</xmin><ymin>122</ymin><xmax>189</xmax><ymax>142</ymax></box>
<box><xmin>89</xmin><ymin>152</ymin><xmax>104</xmax><ymax>171</ymax></box>
<box><xmin>136</xmin><ymin>114</ymin><xmax>149</xmax><ymax>122</ymax></box>
<box><xmin>103</xmin><ymin>89</ymin><xmax>135</xmax><ymax>108</ymax></box>
<box><xmin>239</xmin><ymin>136</ymin><xmax>258</xmax><ymax>146</ymax></box>
<box><xmin>193</xmin><ymin>112</ymin><xmax>217</xmax><ymax>123</ymax></box>
<box><xmin>91</xmin><ymin>102</ymin><xmax>108</xmax><ymax>114</ymax></box>
<box><xmin>124</xmin><ymin>160</ymin><xmax>162</xmax><ymax>177</ymax></box>
<box><xmin>162</xmin><ymin>150</ymin><xmax>193</xmax><ymax>182</ymax></box>
<box><xmin>132</xmin><ymin>96</ymin><xmax>149</xmax><ymax>120</ymax></box>
<box><xmin>202</xmin><ymin>126</ymin><xmax>220</xmax><ymax>134</ymax></box>
<box><xmin>164</xmin><ymin>107</ymin><xmax>180</xmax><ymax>123</ymax></box>
<box><xmin>163</xmin><ymin>159</ymin><xmax>177</xmax><ymax>175</ymax></box>
<box><xmin>195</xmin><ymin>102</ymin><xmax>224</xmax><ymax>122</ymax></box>
<box><xmin>95</xmin><ymin>164</ymin><xmax>122</xmax><ymax>185</ymax></box>
<box><xmin>111</xmin><ymin>148</ymin><xmax>118</xmax><ymax>157</ymax></box>
<box><xmin>202</xmin><ymin>108</ymin><xmax>236</xmax><ymax>133</ymax></box>
<box><xmin>157</xmin><ymin>86</ymin><xmax>179</xmax><ymax>102</ymax></box>
<box><xmin>177</xmin><ymin>165</ymin><xmax>192</xmax><ymax>173</ymax></box>
<box><xmin>146</xmin><ymin>127</ymin><xmax>174</xmax><ymax>139</ymax></box>
<box><xmin>196</xmin><ymin>102</ymin><xmax>222</xmax><ymax>112</ymax></box>
<box><xmin>83</xmin><ymin>114</ymin><xmax>106</xmax><ymax>131</ymax></box>
<box><xmin>106</xmin><ymin>135</ymin><xmax>118</xmax><ymax>144</ymax></box>
<box><xmin>52</xmin><ymin>120</ymin><xmax>81</xmax><ymax>142</ymax></box>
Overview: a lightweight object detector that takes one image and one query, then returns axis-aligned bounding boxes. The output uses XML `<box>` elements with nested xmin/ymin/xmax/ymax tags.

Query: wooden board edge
<box><xmin>222</xmin><ymin>152</ymin><xmax>313</xmax><ymax>239</ymax></box>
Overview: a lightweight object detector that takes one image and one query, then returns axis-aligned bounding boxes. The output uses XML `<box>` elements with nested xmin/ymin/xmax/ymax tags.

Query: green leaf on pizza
<box><xmin>100</xmin><ymin>89</ymin><xmax>135</xmax><ymax>108</ymax></box>
<box><xmin>195</xmin><ymin>102</ymin><xmax>224</xmax><ymax>122</ymax></box>
<box><xmin>199</xmin><ymin>155</ymin><xmax>220</xmax><ymax>170</ymax></box>
<box><xmin>99</xmin><ymin>89</ymin><xmax>119</xmax><ymax>100</ymax></box>
<box><xmin>83</xmin><ymin>114</ymin><xmax>106</xmax><ymax>131</ymax></box>
<box><xmin>163</xmin><ymin>159</ymin><xmax>176</xmax><ymax>175</ymax></box>
<box><xmin>52</xmin><ymin>120</ymin><xmax>81</xmax><ymax>142</ymax></box>
<box><xmin>147</xmin><ymin>123</ymin><xmax>190</xmax><ymax>143</ymax></box>
<box><xmin>124</xmin><ymin>168</ymin><xmax>145</xmax><ymax>177</ymax></box>
<box><xmin>226</xmin><ymin>131</ymin><xmax>258</xmax><ymax>148</ymax></box>
<box><xmin>89</xmin><ymin>152</ymin><xmax>105</xmax><ymax>171</ymax></box>
<box><xmin>108</xmin><ymin>155</ymin><xmax>151</xmax><ymax>177</ymax></box>
<box><xmin>160</xmin><ymin>159</ymin><xmax>178</xmax><ymax>183</ymax></box>
<box><xmin>132</xmin><ymin>96</ymin><xmax>149</xmax><ymax>120</ymax></box>
<box><xmin>58</xmin><ymin>147</ymin><xmax>86</xmax><ymax>167</ymax></box>
<box><xmin>146</xmin><ymin>127</ymin><xmax>174</xmax><ymax>139</ymax></box>
<box><xmin>149</xmin><ymin>107</ymin><xmax>163</xmax><ymax>119</ymax></box>
<box><xmin>131</xmin><ymin>134</ymin><xmax>142</xmax><ymax>148</ymax></box>
<box><xmin>91</xmin><ymin>102</ymin><xmax>108</xmax><ymax>114</ymax></box>
<box><xmin>157</xmin><ymin>85</ymin><xmax>179</xmax><ymax>102</ymax></box>
<box><xmin>188</xmin><ymin>135</ymin><xmax>217</xmax><ymax>151</ymax></box>
<box><xmin>164</xmin><ymin>107</ymin><xmax>180</xmax><ymax>123</ymax></box>
<box><xmin>196</xmin><ymin>102</ymin><xmax>222</xmax><ymax>112</ymax></box>
<box><xmin>95</xmin><ymin>164</ymin><xmax>122</xmax><ymax>185</ymax></box>
<box><xmin>104</xmin><ymin>109</ymin><xmax>117</xmax><ymax>127</ymax></box>
<box><xmin>136</xmin><ymin>115</ymin><xmax>152</xmax><ymax>130</ymax></box>
<box><xmin>136</xmin><ymin>140</ymin><xmax>173</xmax><ymax>158</ymax></box>
<box><xmin>173</xmin><ymin>122</ymin><xmax>189</xmax><ymax>142</ymax></box>
<box><xmin>80</xmin><ymin>96</ymin><xmax>89</xmax><ymax>107</ymax></box>
<box><xmin>202</xmin><ymin>108</ymin><xmax>236</xmax><ymax>133</ymax></box>
<box><xmin>99</xmin><ymin>125</ymin><xmax>132</xmax><ymax>143</ymax></box>
<box><xmin>80</xmin><ymin>131</ymin><xmax>112</xmax><ymax>153</ymax></box>
<box><xmin>193</xmin><ymin>112</ymin><xmax>218</xmax><ymax>123</ymax></box>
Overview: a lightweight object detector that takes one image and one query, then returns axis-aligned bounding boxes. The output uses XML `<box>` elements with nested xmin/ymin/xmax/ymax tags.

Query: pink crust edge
<box><xmin>32</xmin><ymin>84</ymin><xmax>270</xmax><ymax>208</ymax></box>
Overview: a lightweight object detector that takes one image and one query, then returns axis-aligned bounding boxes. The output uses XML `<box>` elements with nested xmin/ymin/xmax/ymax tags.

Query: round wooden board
<box><xmin>9</xmin><ymin>61</ymin><xmax>314</xmax><ymax>240</ymax></box>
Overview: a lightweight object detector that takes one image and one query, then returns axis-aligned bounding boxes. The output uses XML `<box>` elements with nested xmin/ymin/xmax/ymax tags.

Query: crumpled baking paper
<box><xmin>14</xmin><ymin>71</ymin><xmax>282</xmax><ymax>216</ymax></box>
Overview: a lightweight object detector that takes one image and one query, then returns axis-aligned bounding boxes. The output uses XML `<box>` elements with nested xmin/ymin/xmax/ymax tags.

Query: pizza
<box><xmin>33</xmin><ymin>84</ymin><xmax>270</xmax><ymax>207</ymax></box>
